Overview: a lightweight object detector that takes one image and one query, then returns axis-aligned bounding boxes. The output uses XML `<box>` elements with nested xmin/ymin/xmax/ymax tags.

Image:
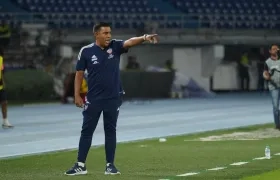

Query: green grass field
<box><xmin>242</xmin><ymin>169</ymin><xmax>280</xmax><ymax>180</ymax></box>
<box><xmin>1</xmin><ymin>123</ymin><xmax>280</xmax><ymax>180</ymax></box>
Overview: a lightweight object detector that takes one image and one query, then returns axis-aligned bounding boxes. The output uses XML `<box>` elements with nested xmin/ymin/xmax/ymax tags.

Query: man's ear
<box><xmin>94</xmin><ymin>31</ymin><xmax>98</xmax><ymax>38</ymax></box>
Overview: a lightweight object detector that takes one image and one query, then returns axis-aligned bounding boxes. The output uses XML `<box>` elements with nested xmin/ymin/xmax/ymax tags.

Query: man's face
<box><xmin>269</xmin><ymin>45</ymin><xmax>279</xmax><ymax>56</ymax></box>
<box><xmin>95</xmin><ymin>27</ymin><xmax>111</xmax><ymax>47</ymax></box>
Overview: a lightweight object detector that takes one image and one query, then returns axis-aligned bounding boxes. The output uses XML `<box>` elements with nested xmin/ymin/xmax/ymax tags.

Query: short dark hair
<box><xmin>93</xmin><ymin>22</ymin><xmax>111</xmax><ymax>33</ymax></box>
<box><xmin>269</xmin><ymin>44</ymin><xmax>278</xmax><ymax>50</ymax></box>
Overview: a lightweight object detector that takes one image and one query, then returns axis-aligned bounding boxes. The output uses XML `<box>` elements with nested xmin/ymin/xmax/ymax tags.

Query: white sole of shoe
<box><xmin>65</xmin><ymin>170</ymin><xmax>88</xmax><ymax>176</ymax></box>
<box><xmin>104</xmin><ymin>171</ymin><xmax>121</xmax><ymax>175</ymax></box>
<box><xmin>2</xmin><ymin>125</ymin><xmax>14</xmax><ymax>129</ymax></box>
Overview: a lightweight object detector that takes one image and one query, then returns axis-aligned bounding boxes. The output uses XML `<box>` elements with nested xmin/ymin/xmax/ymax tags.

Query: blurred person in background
<box><xmin>0</xmin><ymin>20</ymin><xmax>11</xmax><ymax>50</ymax></box>
<box><xmin>80</xmin><ymin>70</ymin><xmax>88</xmax><ymax>103</ymax></box>
<box><xmin>125</xmin><ymin>56</ymin><xmax>140</xmax><ymax>70</ymax></box>
<box><xmin>62</xmin><ymin>73</ymin><xmax>75</xmax><ymax>104</ymax></box>
<box><xmin>238</xmin><ymin>51</ymin><xmax>250</xmax><ymax>91</ymax></box>
<box><xmin>0</xmin><ymin>48</ymin><xmax>13</xmax><ymax>128</ymax></box>
<box><xmin>263</xmin><ymin>44</ymin><xmax>280</xmax><ymax>130</ymax></box>
<box><xmin>62</xmin><ymin>67</ymin><xmax>88</xmax><ymax>104</ymax></box>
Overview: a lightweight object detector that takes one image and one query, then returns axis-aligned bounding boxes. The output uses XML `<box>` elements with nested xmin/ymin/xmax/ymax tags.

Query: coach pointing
<box><xmin>65</xmin><ymin>22</ymin><xmax>158</xmax><ymax>176</ymax></box>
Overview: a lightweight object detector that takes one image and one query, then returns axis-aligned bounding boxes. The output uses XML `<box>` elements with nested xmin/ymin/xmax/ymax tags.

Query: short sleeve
<box><xmin>76</xmin><ymin>47</ymin><xmax>87</xmax><ymax>71</ymax></box>
<box><xmin>113</xmin><ymin>39</ymin><xmax>128</xmax><ymax>55</ymax></box>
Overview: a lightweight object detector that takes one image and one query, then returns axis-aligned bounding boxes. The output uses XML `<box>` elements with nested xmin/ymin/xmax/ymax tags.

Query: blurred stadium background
<box><xmin>2</xmin><ymin>1</ymin><xmax>280</xmax><ymax>179</ymax></box>
<box><xmin>0</xmin><ymin>0</ymin><xmax>279</xmax><ymax>102</ymax></box>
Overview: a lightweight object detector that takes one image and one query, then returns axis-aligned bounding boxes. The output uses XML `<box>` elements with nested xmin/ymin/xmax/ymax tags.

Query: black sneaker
<box><xmin>65</xmin><ymin>162</ymin><xmax>87</xmax><ymax>176</ymax></box>
<box><xmin>104</xmin><ymin>163</ymin><xmax>121</xmax><ymax>175</ymax></box>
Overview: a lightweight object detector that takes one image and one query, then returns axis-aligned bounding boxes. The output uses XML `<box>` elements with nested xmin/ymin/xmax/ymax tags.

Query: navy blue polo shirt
<box><xmin>76</xmin><ymin>39</ymin><xmax>128</xmax><ymax>101</ymax></box>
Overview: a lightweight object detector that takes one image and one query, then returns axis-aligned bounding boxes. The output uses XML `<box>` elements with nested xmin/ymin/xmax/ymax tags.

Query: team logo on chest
<box><xmin>107</xmin><ymin>48</ymin><xmax>114</xmax><ymax>59</ymax></box>
<box><xmin>91</xmin><ymin>55</ymin><xmax>99</xmax><ymax>64</ymax></box>
<box><xmin>107</xmin><ymin>48</ymin><xmax>112</xmax><ymax>54</ymax></box>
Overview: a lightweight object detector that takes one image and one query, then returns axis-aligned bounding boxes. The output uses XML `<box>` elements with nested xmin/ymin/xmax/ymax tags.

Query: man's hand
<box><xmin>144</xmin><ymin>34</ymin><xmax>158</xmax><ymax>44</ymax></box>
<box><xmin>263</xmin><ymin>71</ymin><xmax>271</xmax><ymax>81</ymax></box>
<box><xmin>75</xmin><ymin>95</ymin><xmax>84</xmax><ymax>108</ymax></box>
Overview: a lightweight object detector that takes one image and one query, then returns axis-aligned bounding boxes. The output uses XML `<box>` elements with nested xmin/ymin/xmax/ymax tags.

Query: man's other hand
<box><xmin>75</xmin><ymin>95</ymin><xmax>84</xmax><ymax>108</ymax></box>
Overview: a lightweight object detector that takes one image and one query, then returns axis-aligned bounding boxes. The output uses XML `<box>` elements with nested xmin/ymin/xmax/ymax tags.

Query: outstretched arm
<box><xmin>123</xmin><ymin>34</ymin><xmax>158</xmax><ymax>49</ymax></box>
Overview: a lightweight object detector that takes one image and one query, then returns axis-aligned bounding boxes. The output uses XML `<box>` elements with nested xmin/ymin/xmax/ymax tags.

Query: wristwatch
<box><xmin>143</xmin><ymin>34</ymin><xmax>147</xmax><ymax>41</ymax></box>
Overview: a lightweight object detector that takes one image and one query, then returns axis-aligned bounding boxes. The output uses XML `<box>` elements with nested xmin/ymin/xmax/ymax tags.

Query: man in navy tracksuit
<box><xmin>65</xmin><ymin>22</ymin><xmax>158</xmax><ymax>176</ymax></box>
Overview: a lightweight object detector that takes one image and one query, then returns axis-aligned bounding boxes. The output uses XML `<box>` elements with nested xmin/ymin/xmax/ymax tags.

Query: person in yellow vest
<box><xmin>0</xmin><ymin>49</ymin><xmax>13</xmax><ymax>128</ymax></box>
<box><xmin>62</xmin><ymin>72</ymin><xmax>88</xmax><ymax>104</ymax></box>
<box><xmin>80</xmin><ymin>77</ymin><xmax>88</xmax><ymax>103</ymax></box>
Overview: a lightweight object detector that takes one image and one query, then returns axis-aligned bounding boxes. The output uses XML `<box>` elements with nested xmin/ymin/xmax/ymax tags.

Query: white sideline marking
<box><xmin>177</xmin><ymin>172</ymin><xmax>199</xmax><ymax>176</ymax></box>
<box><xmin>139</xmin><ymin>145</ymin><xmax>148</xmax><ymax>148</ymax></box>
<box><xmin>230</xmin><ymin>162</ymin><xmax>248</xmax><ymax>166</ymax></box>
<box><xmin>174</xmin><ymin>153</ymin><xmax>280</xmax><ymax>178</ymax></box>
<box><xmin>158</xmin><ymin>179</ymin><xmax>170</xmax><ymax>180</ymax></box>
<box><xmin>253</xmin><ymin>157</ymin><xmax>267</xmax><ymax>160</ymax></box>
<box><xmin>207</xmin><ymin>167</ymin><xmax>227</xmax><ymax>171</ymax></box>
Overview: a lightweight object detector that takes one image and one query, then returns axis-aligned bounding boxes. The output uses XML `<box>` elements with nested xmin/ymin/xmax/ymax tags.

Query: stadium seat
<box><xmin>165</xmin><ymin>0</ymin><xmax>280</xmax><ymax>29</ymax></box>
<box><xmin>2</xmin><ymin>0</ymin><xmax>280</xmax><ymax>30</ymax></box>
<box><xmin>11</xmin><ymin>0</ymin><xmax>159</xmax><ymax>13</ymax></box>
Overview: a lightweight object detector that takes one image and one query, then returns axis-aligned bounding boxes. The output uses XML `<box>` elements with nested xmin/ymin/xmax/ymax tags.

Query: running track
<box><xmin>0</xmin><ymin>93</ymin><xmax>274</xmax><ymax>159</ymax></box>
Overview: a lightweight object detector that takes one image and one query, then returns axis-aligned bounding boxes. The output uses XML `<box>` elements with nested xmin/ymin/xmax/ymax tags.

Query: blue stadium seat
<box><xmin>11</xmin><ymin>0</ymin><xmax>160</xmax><ymax>13</ymax></box>
<box><xmin>165</xmin><ymin>0</ymin><xmax>280</xmax><ymax>29</ymax></box>
<box><xmin>8</xmin><ymin>0</ymin><xmax>164</xmax><ymax>29</ymax></box>
<box><xmin>2</xmin><ymin>0</ymin><xmax>279</xmax><ymax>30</ymax></box>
